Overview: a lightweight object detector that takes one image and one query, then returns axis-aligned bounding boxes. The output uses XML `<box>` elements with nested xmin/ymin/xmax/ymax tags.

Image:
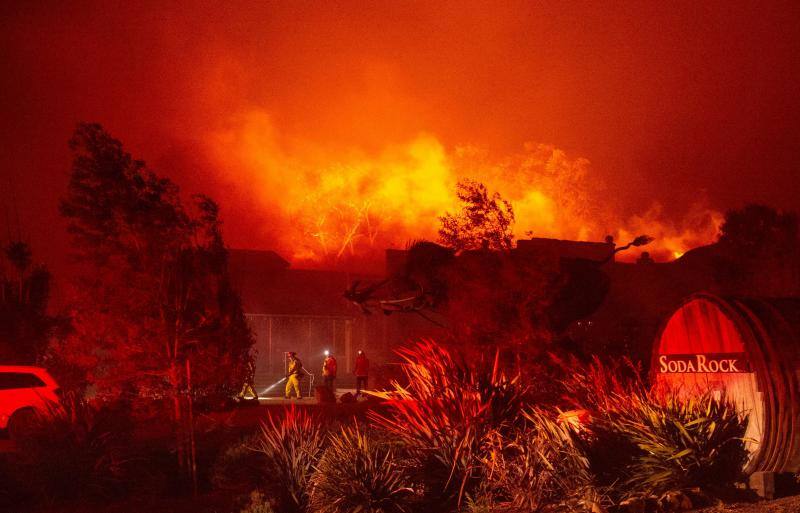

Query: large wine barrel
<box><xmin>652</xmin><ymin>292</ymin><xmax>800</xmax><ymax>474</ymax></box>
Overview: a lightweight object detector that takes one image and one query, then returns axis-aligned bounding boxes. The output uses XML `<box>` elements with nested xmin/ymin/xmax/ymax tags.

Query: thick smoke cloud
<box><xmin>1</xmin><ymin>1</ymin><xmax>797</xmax><ymax>272</ymax></box>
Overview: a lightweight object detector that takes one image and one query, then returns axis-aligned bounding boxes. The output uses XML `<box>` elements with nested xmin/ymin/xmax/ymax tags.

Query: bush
<box><xmin>477</xmin><ymin>409</ymin><xmax>593</xmax><ymax>512</ymax></box>
<box><xmin>369</xmin><ymin>340</ymin><xmax>529</xmax><ymax>508</ymax></box>
<box><xmin>601</xmin><ymin>391</ymin><xmax>748</xmax><ymax>498</ymax></box>
<box><xmin>310</xmin><ymin>423</ymin><xmax>416</xmax><ymax>513</ymax></box>
<box><xmin>210</xmin><ymin>433</ymin><xmax>266</xmax><ymax>493</ymax></box>
<box><xmin>239</xmin><ymin>490</ymin><xmax>276</xmax><ymax>513</ymax></box>
<box><xmin>562</xmin><ymin>358</ymin><xmax>749</xmax><ymax>501</ymax></box>
<box><xmin>255</xmin><ymin>407</ymin><xmax>326</xmax><ymax>513</ymax></box>
<box><xmin>11</xmin><ymin>393</ymin><xmax>132</xmax><ymax>501</ymax></box>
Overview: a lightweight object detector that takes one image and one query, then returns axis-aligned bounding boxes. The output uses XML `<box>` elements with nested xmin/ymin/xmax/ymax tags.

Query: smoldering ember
<box><xmin>1</xmin><ymin>3</ymin><xmax>800</xmax><ymax>513</ymax></box>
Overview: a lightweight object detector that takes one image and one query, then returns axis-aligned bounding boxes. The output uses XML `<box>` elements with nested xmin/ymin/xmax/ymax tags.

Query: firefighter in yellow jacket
<box><xmin>285</xmin><ymin>352</ymin><xmax>304</xmax><ymax>399</ymax></box>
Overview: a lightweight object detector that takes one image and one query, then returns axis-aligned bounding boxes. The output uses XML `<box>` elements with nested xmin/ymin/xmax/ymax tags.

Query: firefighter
<box><xmin>285</xmin><ymin>352</ymin><xmax>304</xmax><ymax>399</ymax></box>
<box><xmin>322</xmin><ymin>350</ymin><xmax>337</xmax><ymax>392</ymax></box>
<box><xmin>354</xmin><ymin>350</ymin><xmax>369</xmax><ymax>397</ymax></box>
<box><xmin>238</xmin><ymin>357</ymin><xmax>257</xmax><ymax>400</ymax></box>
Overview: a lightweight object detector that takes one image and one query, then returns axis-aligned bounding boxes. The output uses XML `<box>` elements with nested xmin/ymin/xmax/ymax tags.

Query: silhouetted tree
<box><xmin>351</xmin><ymin>181</ymin><xmax>650</xmax><ymax>371</ymax></box>
<box><xmin>719</xmin><ymin>204</ymin><xmax>798</xmax><ymax>256</ymax></box>
<box><xmin>439</xmin><ymin>179</ymin><xmax>515</xmax><ymax>252</ymax></box>
<box><xmin>714</xmin><ymin>204</ymin><xmax>800</xmax><ymax>295</ymax></box>
<box><xmin>56</xmin><ymin>122</ymin><xmax>253</xmax><ymax>483</ymax></box>
<box><xmin>0</xmin><ymin>241</ymin><xmax>58</xmax><ymax>363</ymax></box>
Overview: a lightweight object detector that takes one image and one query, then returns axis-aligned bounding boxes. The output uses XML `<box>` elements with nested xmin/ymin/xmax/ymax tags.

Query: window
<box><xmin>0</xmin><ymin>372</ymin><xmax>46</xmax><ymax>390</ymax></box>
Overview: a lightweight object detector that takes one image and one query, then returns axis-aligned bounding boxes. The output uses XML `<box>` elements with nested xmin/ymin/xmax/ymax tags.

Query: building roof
<box><xmin>516</xmin><ymin>237</ymin><xmax>615</xmax><ymax>262</ymax></box>
<box><xmin>228</xmin><ymin>249</ymin><xmax>290</xmax><ymax>272</ymax></box>
<box><xmin>228</xmin><ymin>249</ymin><xmax>380</xmax><ymax>317</ymax></box>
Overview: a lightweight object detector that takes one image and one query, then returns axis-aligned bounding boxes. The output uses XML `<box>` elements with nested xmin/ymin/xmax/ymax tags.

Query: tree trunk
<box><xmin>186</xmin><ymin>358</ymin><xmax>198</xmax><ymax>496</ymax></box>
<box><xmin>170</xmin><ymin>363</ymin><xmax>186</xmax><ymax>478</ymax></box>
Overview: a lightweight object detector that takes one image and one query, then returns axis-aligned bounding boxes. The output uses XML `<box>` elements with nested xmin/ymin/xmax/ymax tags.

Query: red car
<box><xmin>0</xmin><ymin>366</ymin><xmax>61</xmax><ymax>440</ymax></box>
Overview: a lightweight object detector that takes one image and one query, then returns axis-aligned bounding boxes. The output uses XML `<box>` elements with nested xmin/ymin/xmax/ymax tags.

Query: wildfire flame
<box><xmin>208</xmin><ymin>110</ymin><xmax>722</xmax><ymax>268</ymax></box>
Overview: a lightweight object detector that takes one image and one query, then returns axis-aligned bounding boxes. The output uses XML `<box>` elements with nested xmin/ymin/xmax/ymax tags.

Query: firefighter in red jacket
<box><xmin>322</xmin><ymin>350</ymin><xmax>337</xmax><ymax>391</ymax></box>
<box><xmin>354</xmin><ymin>350</ymin><xmax>369</xmax><ymax>397</ymax></box>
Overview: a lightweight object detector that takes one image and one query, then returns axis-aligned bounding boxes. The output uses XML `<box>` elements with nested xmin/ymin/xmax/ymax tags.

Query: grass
<box><xmin>477</xmin><ymin>409</ymin><xmax>594</xmax><ymax>512</ymax></box>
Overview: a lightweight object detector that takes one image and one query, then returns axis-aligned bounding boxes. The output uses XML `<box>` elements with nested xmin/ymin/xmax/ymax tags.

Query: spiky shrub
<box><xmin>478</xmin><ymin>409</ymin><xmax>593</xmax><ymax>513</ymax></box>
<box><xmin>11</xmin><ymin>393</ymin><xmax>131</xmax><ymax>500</ymax></box>
<box><xmin>558</xmin><ymin>355</ymin><xmax>645</xmax><ymax>413</ymax></box>
<box><xmin>310</xmin><ymin>423</ymin><xmax>416</xmax><ymax>513</ymax></box>
<box><xmin>255</xmin><ymin>407</ymin><xmax>326</xmax><ymax>513</ymax></box>
<box><xmin>606</xmin><ymin>391</ymin><xmax>748</xmax><ymax>497</ymax></box>
<box><xmin>557</xmin><ymin>356</ymin><xmax>646</xmax><ymax>495</ymax></box>
<box><xmin>562</xmin><ymin>358</ymin><xmax>749</xmax><ymax>500</ymax></box>
<box><xmin>369</xmin><ymin>340</ymin><xmax>529</xmax><ymax>508</ymax></box>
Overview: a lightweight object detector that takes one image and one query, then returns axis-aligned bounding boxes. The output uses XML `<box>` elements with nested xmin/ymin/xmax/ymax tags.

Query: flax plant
<box><xmin>255</xmin><ymin>407</ymin><xmax>326</xmax><ymax>513</ymax></box>
<box><xmin>612</xmin><ymin>391</ymin><xmax>748</xmax><ymax>496</ymax></box>
<box><xmin>477</xmin><ymin>409</ymin><xmax>593</xmax><ymax>512</ymax></box>
<box><xmin>561</xmin><ymin>357</ymin><xmax>748</xmax><ymax>500</ymax></box>
<box><xmin>368</xmin><ymin>340</ymin><xmax>530</xmax><ymax>508</ymax></box>
<box><xmin>310</xmin><ymin>423</ymin><xmax>415</xmax><ymax>513</ymax></box>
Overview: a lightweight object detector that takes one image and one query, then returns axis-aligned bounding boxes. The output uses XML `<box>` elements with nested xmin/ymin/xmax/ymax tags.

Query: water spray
<box><xmin>259</xmin><ymin>377</ymin><xmax>287</xmax><ymax>395</ymax></box>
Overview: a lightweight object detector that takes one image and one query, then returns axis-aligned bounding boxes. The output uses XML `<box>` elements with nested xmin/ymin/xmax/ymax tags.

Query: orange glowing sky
<box><xmin>1</xmin><ymin>1</ymin><xmax>798</xmax><ymax>272</ymax></box>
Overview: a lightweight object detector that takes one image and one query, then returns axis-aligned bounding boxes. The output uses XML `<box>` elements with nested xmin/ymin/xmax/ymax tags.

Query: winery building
<box><xmin>228</xmin><ymin>249</ymin><xmax>390</xmax><ymax>392</ymax></box>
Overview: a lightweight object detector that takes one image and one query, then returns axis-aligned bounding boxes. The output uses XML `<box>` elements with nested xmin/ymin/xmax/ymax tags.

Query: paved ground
<box><xmin>1</xmin><ymin>389</ymin><xmax>377</xmax><ymax>451</ymax></box>
<box><xmin>254</xmin><ymin>386</ymin><xmax>361</xmax><ymax>402</ymax></box>
<box><xmin>202</xmin><ymin>395</ymin><xmax>382</xmax><ymax>433</ymax></box>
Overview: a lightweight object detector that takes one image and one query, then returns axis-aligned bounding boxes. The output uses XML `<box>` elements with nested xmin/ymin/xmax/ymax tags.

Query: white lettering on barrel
<box><xmin>658</xmin><ymin>354</ymin><xmax>747</xmax><ymax>373</ymax></box>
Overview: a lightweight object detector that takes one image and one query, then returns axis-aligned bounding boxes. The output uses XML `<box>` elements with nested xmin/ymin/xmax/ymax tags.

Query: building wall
<box><xmin>245</xmin><ymin>313</ymin><xmax>388</xmax><ymax>392</ymax></box>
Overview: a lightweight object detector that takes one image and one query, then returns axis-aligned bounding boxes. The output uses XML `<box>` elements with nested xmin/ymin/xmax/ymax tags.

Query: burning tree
<box><xmin>438</xmin><ymin>179</ymin><xmax>515</xmax><ymax>252</ymax></box>
<box><xmin>56</xmin><ymin>123</ymin><xmax>253</xmax><ymax>484</ymax></box>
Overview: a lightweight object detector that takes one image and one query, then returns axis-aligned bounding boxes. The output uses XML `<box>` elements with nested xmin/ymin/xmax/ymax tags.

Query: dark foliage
<box><xmin>0</xmin><ymin>241</ymin><xmax>62</xmax><ymax>363</ymax></box>
<box><xmin>239</xmin><ymin>490</ymin><xmax>276</xmax><ymax>513</ymax></box>
<box><xmin>713</xmin><ymin>204</ymin><xmax>800</xmax><ymax>296</ymax></box>
<box><xmin>57</xmin><ymin>122</ymin><xmax>253</xmax><ymax>398</ymax></box>
<box><xmin>210</xmin><ymin>434</ymin><xmax>267</xmax><ymax>494</ymax></box>
<box><xmin>383</xmin><ymin>240</ymin><xmax>611</xmax><ymax>360</ymax></box>
<box><xmin>719</xmin><ymin>204</ymin><xmax>798</xmax><ymax>255</ymax></box>
<box><xmin>9</xmin><ymin>393</ymin><xmax>133</xmax><ymax>501</ymax></box>
<box><xmin>54</xmin><ymin>122</ymin><xmax>255</xmax><ymax>489</ymax></box>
